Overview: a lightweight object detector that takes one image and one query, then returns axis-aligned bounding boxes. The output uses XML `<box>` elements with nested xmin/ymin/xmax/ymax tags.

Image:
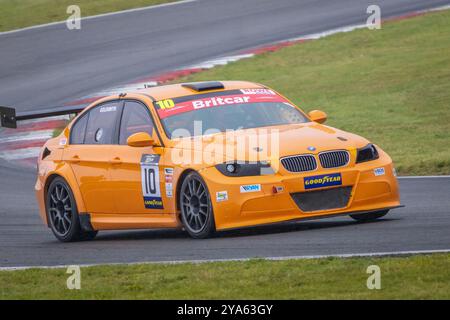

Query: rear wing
<box><xmin>0</xmin><ymin>105</ymin><xmax>86</xmax><ymax>129</ymax></box>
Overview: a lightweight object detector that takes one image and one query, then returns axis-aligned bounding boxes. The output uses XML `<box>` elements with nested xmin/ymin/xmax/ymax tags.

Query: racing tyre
<box><xmin>179</xmin><ymin>172</ymin><xmax>216</xmax><ymax>239</ymax></box>
<box><xmin>46</xmin><ymin>177</ymin><xmax>97</xmax><ymax>242</ymax></box>
<box><xmin>350</xmin><ymin>210</ymin><xmax>389</xmax><ymax>222</ymax></box>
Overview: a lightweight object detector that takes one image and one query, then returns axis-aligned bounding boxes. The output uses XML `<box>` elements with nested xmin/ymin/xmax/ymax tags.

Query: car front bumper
<box><xmin>201</xmin><ymin>155</ymin><xmax>401</xmax><ymax>230</ymax></box>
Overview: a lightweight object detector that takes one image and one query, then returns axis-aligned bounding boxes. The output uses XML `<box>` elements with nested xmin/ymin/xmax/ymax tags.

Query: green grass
<box><xmin>0</xmin><ymin>0</ymin><xmax>179</xmax><ymax>32</ymax></box>
<box><xmin>175</xmin><ymin>11</ymin><xmax>450</xmax><ymax>175</ymax></box>
<box><xmin>1</xmin><ymin>254</ymin><xmax>449</xmax><ymax>299</ymax></box>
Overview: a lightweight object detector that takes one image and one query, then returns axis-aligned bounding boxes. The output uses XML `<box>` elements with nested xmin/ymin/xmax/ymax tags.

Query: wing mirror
<box><xmin>127</xmin><ymin>132</ymin><xmax>156</xmax><ymax>147</ymax></box>
<box><xmin>308</xmin><ymin>110</ymin><xmax>327</xmax><ymax>124</ymax></box>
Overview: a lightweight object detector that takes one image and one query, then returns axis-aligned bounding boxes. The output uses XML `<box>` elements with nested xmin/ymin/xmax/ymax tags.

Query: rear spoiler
<box><xmin>0</xmin><ymin>105</ymin><xmax>86</xmax><ymax>129</ymax></box>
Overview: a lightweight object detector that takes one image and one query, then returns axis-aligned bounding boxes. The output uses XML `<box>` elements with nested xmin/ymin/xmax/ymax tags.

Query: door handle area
<box><xmin>109</xmin><ymin>157</ymin><xmax>122</xmax><ymax>165</ymax></box>
<box><xmin>67</xmin><ymin>155</ymin><xmax>80</xmax><ymax>163</ymax></box>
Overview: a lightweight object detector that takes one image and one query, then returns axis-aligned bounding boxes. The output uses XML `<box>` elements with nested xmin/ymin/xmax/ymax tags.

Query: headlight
<box><xmin>356</xmin><ymin>143</ymin><xmax>379</xmax><ymax>163</ymax></box>
<box><xmin>215</xmin><ymin>161</ymin><xmax>274</xmax><ymax>177</ymax></box>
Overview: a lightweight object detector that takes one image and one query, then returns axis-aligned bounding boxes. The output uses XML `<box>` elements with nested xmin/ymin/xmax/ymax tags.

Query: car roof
<box><xmin>132</xmin><ymin>80</ymin><xmax>267</xmax><ymax>101</ymax></box>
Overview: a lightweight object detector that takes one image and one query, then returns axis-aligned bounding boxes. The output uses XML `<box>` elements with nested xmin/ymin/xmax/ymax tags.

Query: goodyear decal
<box><xmin>304</xmin><ymin>173</ymin><xmax>342</xmax><ymax>190</ymax></box>
<box><xmin>144</xmin><ymin>198</ymin><xmax>163</xmax><ymax>209</ymax></box>
<box><xmin>141</xmin><ymin>154</ymin><xmax>163</xmax><ymax>209</ymax></box>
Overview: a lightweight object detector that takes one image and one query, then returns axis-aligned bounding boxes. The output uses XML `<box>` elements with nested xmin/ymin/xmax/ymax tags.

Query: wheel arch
<box><xmin>43</xmin><ymin>165</ymin><xmax>86</xmax><ymax>215</ymax></box>
<box><xmin>175</xmin><ymin>168</ymin><xmax>217</xmax><ymax>238</ymax></box>
<box><xmin>175</xmin><ymin>168</ymin><xmax>196</xmax><ymax>213</ymax></box>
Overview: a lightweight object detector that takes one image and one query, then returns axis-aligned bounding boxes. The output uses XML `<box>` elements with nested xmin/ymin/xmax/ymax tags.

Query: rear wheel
<box><xmin>350</xmin><ymin>210</ymin><xmax>389</xmax><ymax>222</ymax></box>
<box><xmin>46</xmin><ymin>177</ymin><xmax>97</xmax><ymax>242</ymax></box>
<box><xmin>179</xmin><ymin>172</ymin><xmax>216</xmax><ymax>239</ymax></box>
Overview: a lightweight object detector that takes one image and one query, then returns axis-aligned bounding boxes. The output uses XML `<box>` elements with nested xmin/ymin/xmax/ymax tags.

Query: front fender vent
<box><xmin>42</xmin><ymin>147</ymin><xmax>51</xmax><ymax>160</ymax></box>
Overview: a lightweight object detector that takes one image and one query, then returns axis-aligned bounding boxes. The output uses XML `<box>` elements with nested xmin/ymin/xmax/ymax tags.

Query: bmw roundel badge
<box><xmin>307</xmin><ymin>146</ymin><xmax>316</xmax><ymax>151</ymax></box>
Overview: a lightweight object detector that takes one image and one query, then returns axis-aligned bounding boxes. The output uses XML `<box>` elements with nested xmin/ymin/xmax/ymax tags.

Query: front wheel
<box><xmin>350</xmin><ymin>210</ymin><xmax>389</xmax><ymax>222</ymax></box>
<box><xmin>179</xmin><ymin>172</ymin><xmax>216</xmax><ymax>239</ymax></box>
<box><xmin>46</xmin><ymin>177</ymin><xmax>97</xmax><ymax>242</ymax></box>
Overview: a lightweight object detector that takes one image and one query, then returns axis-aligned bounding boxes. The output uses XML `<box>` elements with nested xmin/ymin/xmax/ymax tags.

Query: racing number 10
<box><xmin>155</xmin><ymin>99</ymin><xmax>175</xmax><ymax>110</ymax></box>
<box><xmin>144</xmin><ymin>167</ymin><xmax>157</xmax><ymax>195</ymax></box>
<box><xmin>140</xmin><ymin>155</ymin><xmax>163</xmax><ymax>209</ymax></box>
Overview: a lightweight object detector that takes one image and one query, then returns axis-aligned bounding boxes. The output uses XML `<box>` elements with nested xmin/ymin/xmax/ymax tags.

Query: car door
<box><xmin>64</xmin><ymin>101</ymin><xmax>123</xmax><ymax>214</ymax></box>
<box><xmin>109</xmin><ymin>100</ymin><xmax>168</xmax><ymax>215</ymax></box>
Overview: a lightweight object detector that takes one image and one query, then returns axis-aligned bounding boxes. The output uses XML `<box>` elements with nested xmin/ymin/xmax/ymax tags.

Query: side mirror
<box><xmin>308</xmin><ymin>110</ymin><xmax>327</xmax><ymax>124</ymax></box>
<box><xmin>127</xmin><ymin>132</ymin><xmax>156</xmax><ymax>147</ymax></box>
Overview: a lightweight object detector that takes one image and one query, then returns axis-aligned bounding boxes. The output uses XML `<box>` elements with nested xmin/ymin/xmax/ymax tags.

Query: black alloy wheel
<box><xmin>46</xmin><ymin>177</ymin><xmax>97</xmax><ymax>242</ymax></box>
<box><xmin>179</xmin><ymin>172</ymin><xmax>216</xmax><ymax>239</ymax></box>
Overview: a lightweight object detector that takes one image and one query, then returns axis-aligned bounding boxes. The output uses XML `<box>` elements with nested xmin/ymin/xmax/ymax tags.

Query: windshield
<box><xmin>154</xmin><ymin>89</ymin><xmax>309</xmax><ymax>138</ymax></box>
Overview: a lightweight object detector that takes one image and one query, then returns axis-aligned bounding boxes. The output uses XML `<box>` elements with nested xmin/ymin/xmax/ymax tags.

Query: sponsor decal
<box><xmin>140</xmin><ymin>154</ymin><xmax>163</xmax><ymax>209</ymax></box>
<box><xmin>240</xmin><ymin>184</ymin><xmax>261</xmax><ymax>193</ymax></box>
<box><xmin>216</xmin><ymin>191</ymin><xmax>228</xmax><ymax>202</ymax></box>
<box><xmin>304</xmin><ymin>173</ymin><xmax>342</xmax><ymax>190</ymax></box>
<box><xmin>165</xmin><ymin>182</ymin><xmax>173</xmax><ymax>198</ymax></box>
<box><xmin>144</xmin><ymin>198</ymin><xmax>163</xmax><ymax>209</ymax></box>
<box><xmin>155</xmin><ymin>93</ymin><xmax>289</xmax><ymax>119</ymax></box>
<box><xmin>99</xmin><ymin>105</ymin><xmax>117</xmax><ymax>113</ymax></box>
<box><xmin>192</xmin><ymin>96</ymin><xmax>250</xmax><ymax>109</ymax></box>
<box><xmin>164</xmin><ymin>167</ymin><xmax>174</xmax><ymax>183</ymax></box>
<box><xmin>240</xmin><ymin>88</ymin><xmax>276</xmax><ymax>95</ymax></box>
<box><xmin>59</xmin><ymin>138</ymin><xmax>67</xmax><ymax>146</ymax></box>
<box><xmin>374</xmin><ymin>167</ymin><xmax>385</xmax><ymax>176</ymax></box>
<box><xmin>142</xmin><ymin>154</ymin><xmax>159</xmax><ymax>164</ymax></box>
<box><xmin>275</xmin><ymin>186</ymin><xmax>284</xmax><ymax>193</ymax></box>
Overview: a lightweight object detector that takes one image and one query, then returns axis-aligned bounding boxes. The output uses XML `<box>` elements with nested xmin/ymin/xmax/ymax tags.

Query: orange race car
<box><xmin>0</xmin><ymin>81</ymin><xmax>402</xmax><ymax>241</ymax></box>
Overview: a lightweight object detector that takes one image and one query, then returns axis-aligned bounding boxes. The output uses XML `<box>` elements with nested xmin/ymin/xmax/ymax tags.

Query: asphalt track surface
<box><xmin>1</xmin><ymin>0</ymin><xmax>450</xmax><ymax>111</ymax></box>
<box><xmin>0</xmin><ymin>159</ymin><xmax>449</xmax><ymax>268</ymax></box>
<box><xmin>0</xmin><ymin>0</ymin><xmax>450</xmax><ymax>268</ymax></box>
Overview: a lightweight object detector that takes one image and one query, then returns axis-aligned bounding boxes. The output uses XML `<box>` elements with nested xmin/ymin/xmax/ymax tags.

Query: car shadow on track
<box><xmin>92</xmin><ymin>217</ymin><xmax>398</xmax><ymax>242</ymax></box>
<box><xmin>216</xmin><ymin>217</ymin><xmax>398</xmax><ymax>238</ymax></box>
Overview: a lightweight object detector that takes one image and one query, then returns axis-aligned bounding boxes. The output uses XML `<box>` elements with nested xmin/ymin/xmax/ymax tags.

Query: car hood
<box><xmin>166</xmin><ymin>122</ymin><xmax>370</xmax><ymax>164</ymax></box>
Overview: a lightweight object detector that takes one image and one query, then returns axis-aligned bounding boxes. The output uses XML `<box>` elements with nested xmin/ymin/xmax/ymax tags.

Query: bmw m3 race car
<box><xmin>1</xmin><ymin>81</ymin><xmax>402</xmax><ymax>241</ymax></box>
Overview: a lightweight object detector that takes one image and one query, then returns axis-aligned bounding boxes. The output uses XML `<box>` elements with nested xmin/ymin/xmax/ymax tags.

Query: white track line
<box><xmin>1</xmin><ymin>249</ymin><xmax>449</xmax><ymax>271</ymax></box>
<box><xmin>0</xmin><ymin>0</ymin><xmax>199</xmax><ymax>36</ymax></box>
<box><xmin>398</xmin><ymin>175</ymin><xmax>450</xmax><ymax>179</ymax></box>
<box><xmin>184</xmin><ymin>54</ymin><xmax>255</xmax><ymax>70</ymax></box>
<box><xmin>2</xmin><ymin>3</ymin><xmax>450</xmax><ymax>167</ymax></box>
<box><xmin>287</xmin><ymin>4</ymin><xmax>450</xmax><ymax>43</ymax></box>
<box><xmin>428</xmin><ymin>4</ymin><xmax>450</xmax><ymax>12</ymax></box>
<box><xmin>0</xmin><ymin>147</ymin><xmax>41</xmax><ymax>160</ymax></box>
<box><xmin>1</xmin><ymin>115</ymin><xmax>70</xmax><ymax>126</ymax></box>
<box><xmin>63</xmin><ymin>4</ymin><xmax>450</xmax><ymax>104</ymax></box>
<box><xmin>289</xmin><ymin>24</ymin><xmax>368</xmax><ymax>42</ymax></box>
<box><xmin>0</xmin><ymin>130</ymin><xmax>54</xmax><ymax>143</ymax></box>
